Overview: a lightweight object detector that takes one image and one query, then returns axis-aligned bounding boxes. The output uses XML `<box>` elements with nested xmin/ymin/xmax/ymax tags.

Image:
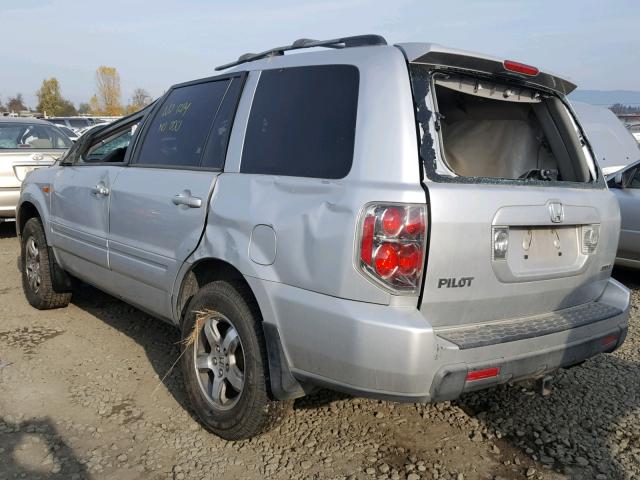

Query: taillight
<box><xmin>503</xmin><ymin>60</ymin><xmax>539</xmax><ymax>76</ymax></box>
<box><xmin>357</xmin><ymin>204</ymin><xmax>427</xmax><ymax>293</ymax></box>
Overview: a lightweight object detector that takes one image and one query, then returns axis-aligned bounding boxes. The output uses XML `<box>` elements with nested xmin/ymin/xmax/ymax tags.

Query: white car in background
<box><xmin>571</xmin><ymin>101</ymin><xmax>640</xmax><ymax>175</ymax></box>
<box><xmin>0</xmin><ymin>117</ymin><xmax>71</xmax><ymax>220</ymax></box>
<box><xmin>46</xmin><ymin>116</ymin><xmax>94</xmax><ymax>133</ymax></box>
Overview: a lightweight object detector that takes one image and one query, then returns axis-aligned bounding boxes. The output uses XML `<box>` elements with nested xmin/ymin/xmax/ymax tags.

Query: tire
<box><xmin>180</xmin><ymin>280</ymin><xmax>291</xmax><ymax>440</ymax></box>
<box><xmin>21</xmin><ymin>217</ymin><xmax>72</xmax><ymax>310</ymax></box>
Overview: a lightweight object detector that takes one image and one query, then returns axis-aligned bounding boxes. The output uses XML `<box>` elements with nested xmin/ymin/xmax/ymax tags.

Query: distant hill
<box><xmin>569</xmin><ymin>90</ymin><xmax>640</xmax><ymax>107</ymax></box>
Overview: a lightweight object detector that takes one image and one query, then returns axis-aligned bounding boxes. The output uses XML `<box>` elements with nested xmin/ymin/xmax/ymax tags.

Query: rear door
<box><xmin>107</xmin><ymin>73</ymin><xmax>244</xmax><ymax>318</ymax></box>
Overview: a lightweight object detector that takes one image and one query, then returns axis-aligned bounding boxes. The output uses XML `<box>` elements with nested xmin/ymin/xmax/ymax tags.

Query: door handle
<box><xmin>172</xmin><ymin>190</ymin><xmax>202</xmax><ymax>208</ymax></box>
<box><xmin>91</xmin><ymin>183</ymin><xmax>110</xmax><ymax>196</ymax></box>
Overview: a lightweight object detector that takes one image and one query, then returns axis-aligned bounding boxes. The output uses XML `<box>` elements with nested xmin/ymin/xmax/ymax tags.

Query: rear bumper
<box><xmin>430</xmin><ymin>312</ymin><xmax>627</xmax><ymax>402</ymax></box>
<box><xmin>0</xmin><ymin>188</ymin><xmax>19</xmax><ymax>218</ymax></box>
<box><xmin>253</xmin><ymin>277</ymin><xmax>630</xmax><ymax>402</ymax></box>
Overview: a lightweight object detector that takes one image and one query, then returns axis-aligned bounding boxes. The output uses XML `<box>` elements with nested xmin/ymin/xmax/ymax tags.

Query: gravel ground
<box><xmin>0</xmin><ymin>221</ymin><xmax>638</xmax><ymax>480</ymax></box>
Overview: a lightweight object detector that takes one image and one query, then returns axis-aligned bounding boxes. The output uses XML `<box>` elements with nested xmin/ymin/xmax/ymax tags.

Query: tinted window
<box><xmin>136</xmin><ymin>80</ymin><xmax>229</xmax><ymax>168</ymax></box>
<box><xmin>201</xmin><ymin>78</ymin><xmax>243</xmax><ymax>170</ymax></box>
<box><xmin>241</xmin><ymin>65</ymin><xmax>359</xmax><ymax>179</ymax></box>
<box><xmin>68</xmin><ymin>118</ymin><xmax>90</xmax><ymax>128</ymax></box>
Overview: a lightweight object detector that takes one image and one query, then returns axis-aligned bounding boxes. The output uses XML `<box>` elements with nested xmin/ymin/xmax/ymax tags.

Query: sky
<box><xmin>1</xmin><ymin>0</ymin><xmax>638</xmax><ymax>109</ymax></box>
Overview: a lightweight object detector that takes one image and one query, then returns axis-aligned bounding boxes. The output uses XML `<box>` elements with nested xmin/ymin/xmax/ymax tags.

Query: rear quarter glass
<box><xmin>240</xmin><ymin>64</ymin><xmax>359</xmax><ymax>179</ymax></box>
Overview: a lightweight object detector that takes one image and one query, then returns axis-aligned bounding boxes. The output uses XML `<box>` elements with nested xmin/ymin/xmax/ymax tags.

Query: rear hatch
<box><xmin>398</xmin><ymin>44</ymin><xmax>619</xmax><ymax>328</ymax></box>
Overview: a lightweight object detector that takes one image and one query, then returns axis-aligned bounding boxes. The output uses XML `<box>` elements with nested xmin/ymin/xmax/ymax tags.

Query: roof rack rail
<box><xmin>215</xmin><ymin>34</ymin><xmax>387</xmax><ymax>71</ymax></box>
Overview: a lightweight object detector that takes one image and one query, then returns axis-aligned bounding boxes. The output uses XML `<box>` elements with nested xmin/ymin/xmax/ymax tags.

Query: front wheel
<box><xmin>180</xmin><ymin>281</ymin><xmax>291</xmax><ymax>440</ymax></box>
<box><xmin>20</xmin><ymin>217</ymin><xmax>71</xmax><ymax>310</ymax></box>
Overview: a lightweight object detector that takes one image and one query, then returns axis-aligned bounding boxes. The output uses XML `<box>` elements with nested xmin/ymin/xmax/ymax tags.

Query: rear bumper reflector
<box><xmin>466</xmin><ymin>367</ymin><xmax>500</xmax><ymax>382</ymax></box>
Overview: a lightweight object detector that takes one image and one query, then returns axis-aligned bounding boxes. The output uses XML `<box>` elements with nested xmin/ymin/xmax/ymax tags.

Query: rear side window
<box><xmin>241</xmin><ymin>65</ymin><xmax>359</xmax><ymax>179</ymax></box>
<box><xmin>135</xmin><ymin>79</ymin><xmax>230</xmax><ymax>168</ymax></box>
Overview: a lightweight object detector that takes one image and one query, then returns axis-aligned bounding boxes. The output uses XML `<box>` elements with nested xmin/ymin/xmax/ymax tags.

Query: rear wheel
<box><xmin>21</xmin><ymin>217</ymin><xmax>71</xmax><ymax>310</ymax></box>
<box><xmin>180</xmin><ymin>281</ymin><xmax>291</xmax><ymax>440</ymax></box>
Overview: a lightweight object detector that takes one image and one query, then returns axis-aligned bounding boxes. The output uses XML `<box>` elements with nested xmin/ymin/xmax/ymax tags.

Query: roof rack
<box><xmin>215</xmin><ymin>34</ymin><xmax>387</xmax><ymax>71</ymax></box>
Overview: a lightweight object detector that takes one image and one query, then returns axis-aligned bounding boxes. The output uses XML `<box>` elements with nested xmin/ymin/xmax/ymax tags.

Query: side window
<box><xmin>628</xmin><ymin>167</ymin><xmax>640</xmax><ymax>189</ymax></box>
<box><xmin>135</xmin><ymin>79</ymin><xmax>229</xmax><ymax>168</ymax></box>
<box><xmin>81</xmin><ymin>121</ymin><xmax>140</xmax><ymax>164</ymax></box>
<box><xmin>240</xmin><ymin>65</ymin><xmax>359</xmax><ymax>179</ymax></box>
<box><xmin>201</xmin><ymin>78</ymin><xmax>243</xmax><ymax>170</ymax></box>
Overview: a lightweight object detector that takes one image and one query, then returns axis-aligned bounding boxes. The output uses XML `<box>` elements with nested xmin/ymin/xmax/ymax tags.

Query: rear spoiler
<box><xmin>397</xmin><ymin>43</ymin><xmax>577</xmax><ymax>96</ymax></box>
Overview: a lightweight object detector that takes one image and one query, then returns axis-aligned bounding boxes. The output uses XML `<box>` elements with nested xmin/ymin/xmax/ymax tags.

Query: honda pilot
<box><xmin>16</xmin><ymin>35</ymin><xmax>630</xmax><ymax>440</ymax></box>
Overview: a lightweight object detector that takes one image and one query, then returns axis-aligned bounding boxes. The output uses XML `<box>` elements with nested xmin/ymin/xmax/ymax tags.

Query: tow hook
<box><xmin>537</xmin><ymin>375</ymin><xmax>553</xmax><ymax>396</ymax></box>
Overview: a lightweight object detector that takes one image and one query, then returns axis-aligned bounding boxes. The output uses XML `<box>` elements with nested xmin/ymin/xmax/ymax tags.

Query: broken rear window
<box><xmin>409</xmin><ymin>65</ymin><xmax>600</xmax><ymax>186</ymax></box>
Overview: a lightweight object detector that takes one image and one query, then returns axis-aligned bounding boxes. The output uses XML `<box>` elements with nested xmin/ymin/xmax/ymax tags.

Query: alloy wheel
<box><xmin>25</xmin><ymin>236</ymin><xmax>41</xmax><ymax>294</ymax></box>
<box><xmin>193</xmin><ymin>313</ymin><xmax>245</xmax><ymax>410</ymax></box>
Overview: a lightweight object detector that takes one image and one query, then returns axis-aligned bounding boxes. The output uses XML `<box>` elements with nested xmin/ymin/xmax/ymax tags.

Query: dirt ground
<box><xmin>0</xmin><ymin>221</ymin><xmax>638</xmax><ymax>480</ymax></box>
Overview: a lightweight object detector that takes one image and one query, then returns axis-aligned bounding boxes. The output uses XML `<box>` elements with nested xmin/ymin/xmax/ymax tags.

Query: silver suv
<box><xmin>16</xmin><ymin>35</ymin><xmax>630</xmax><ymax>440</ymax></box>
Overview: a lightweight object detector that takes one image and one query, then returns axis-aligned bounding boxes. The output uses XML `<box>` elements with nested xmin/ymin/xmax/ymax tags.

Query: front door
<box><xmin>107</xmin><ymin>74</ymin><xmax>244</xmax><ymax>319</ymax></box>
<box><xmin>50</xmin><ymin>118</ymin><xmax>141</xmax><ymax>283</ymax></box>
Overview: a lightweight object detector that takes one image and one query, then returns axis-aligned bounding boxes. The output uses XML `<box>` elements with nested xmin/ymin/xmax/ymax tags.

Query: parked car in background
<box><xmin>629</xmin><ymin>124</ymin><xmax>640</xmax><ymax>143</ymax></box>
<box><xmin>16</xmin><ymin>35</ymin><xmax>630</xmax><ymax>440</ymax></box>
<box><xmin>572</xmin><ymin>102</ymin><xmax>640</xmax><ymax>268</ymax></box>
<box><xmin>607</xmin><ymin>161</ymin><xmax>640</xmax><ymax>268</ymax></box>
<box><xmin>571</xmin><ymin>101</ymin><xmax>640</xmax><ymax>175</ymax></box>
<box><xmin>46</xmin><ymin>116</ymin><xmax>94</xmax><ymax>132</ymax></box>
<box><xmin>1</xmin><ymin>117</ymin><xmax>71</xmax><ymax>220</ymax></box>
<box><xmin>53</xmin><ymin>125</ymin><xmax>80</xmax><ymax>142</ymax></box>
<box><xmin>77</xmin><ymin>122</ymin><xmax>110</xmax><ymax>138</ymax></box>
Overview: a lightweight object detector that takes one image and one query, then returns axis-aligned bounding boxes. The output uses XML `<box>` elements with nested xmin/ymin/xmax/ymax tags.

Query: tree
<box><xmin>131</xmin><ymin>87</ymin><xmax>152</xmax><ymax>108</ymax></box>
<box><xmin>58</xmin><ymin>99</ymin><xmax>77</xmax><ymax>116</ymax></box>
<box><xmin>126</xmin><ymin>87</ymin><xmax>152</xmax><ymax>114</ymax></box>
<box><xmin>7</xmin><ymin>93</ymin><xmax>27</xmax><ymax>113</ymax></box>
<box><xmin>77</xmin><ymin>102</ymin><xmax>91</xmax><ymax>114</ymax></box>
<box><xmin>36</xmin><ymin>78</ymin><xmax>76</xmax><ymax>116</ymax></box>
<box><xmin>91</xmin><ymin>66</ymin><xmax>124</xmax><ymax>116</ymax></box>
<box><xmin>610</xmin><ymin>103</ymin><xmax>640</xmax><ymax>115</ymax></box>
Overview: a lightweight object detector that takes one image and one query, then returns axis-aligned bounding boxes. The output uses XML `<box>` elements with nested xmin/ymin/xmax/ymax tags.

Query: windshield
<box><xmin>0</xmin><ymin>123</ymin><xmax>72</xmax><ymax>150</ymax></box>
